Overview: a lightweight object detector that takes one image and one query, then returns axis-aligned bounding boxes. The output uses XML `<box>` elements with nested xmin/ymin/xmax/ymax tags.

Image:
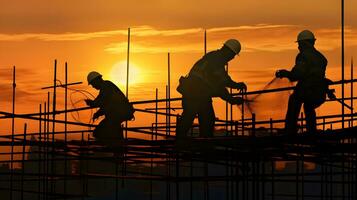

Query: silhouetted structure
<box><xmin>0</xmin><ymin>74</ymin><xmax>356</xmax><ymax>200</ymax></box>
<box><xmin>0</xmin><ymin>20</ymin><xmax>355</xmax><ymax>199</ymax></box>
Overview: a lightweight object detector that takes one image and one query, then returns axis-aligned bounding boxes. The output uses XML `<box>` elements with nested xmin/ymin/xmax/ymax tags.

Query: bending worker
<box><xmin>85</xmin><ymin>71</ymin><xmax>134</xmax><ymax>152</ymax></box>
<box><xmin>276</xmin><ymin>30</ymin><xmax>327</xmax><ymax>134</ymax></box>
<box><xmin>176</xmin><ymin>39</ymin><xmax>247</xmax><ymax>139</ymax></box>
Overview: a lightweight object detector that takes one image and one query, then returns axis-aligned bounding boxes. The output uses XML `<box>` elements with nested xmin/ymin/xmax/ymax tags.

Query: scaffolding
<box><xmin>0</xmin><ymin>58</ymin><xmax>356</xmax><ymax>200</ymax></box>
<box><xmin>1</xmin><ymin>1</ymin><xmax>356</xmax><ymax>198</ymax></box>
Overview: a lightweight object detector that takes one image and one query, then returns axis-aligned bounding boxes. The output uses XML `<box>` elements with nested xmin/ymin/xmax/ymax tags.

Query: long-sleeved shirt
<box><xmin>187</xmin><ymin>50</ymin><xmax>239</xmax><ymax>100</ymax></box>
<box><xmin>288</xmin><ymin>47</ymin><xmax>327</xmax><ymax>89</ymax></box>
<box><xmin>92</xmin><ymin>80</ymin><xmax>132</xmax><ymax>121</ymax></box>
<box><xmin>287</xmin><ymin>46</ymin><xmax>328</xmax><ymax>102</ymax></box>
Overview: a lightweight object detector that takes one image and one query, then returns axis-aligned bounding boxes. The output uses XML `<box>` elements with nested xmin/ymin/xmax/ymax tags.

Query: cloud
<box><xmin>0</xmin><ymin>68</ymin><xmax>38</xmax><ymax>81</ymax></box>
<box><xmin>103</xmin><ymin>24</ymin><xmax>301</xmax><ymax>54</ymax></box>
<box><xmin>103</xmin><ymin>25</ymin><xmax>357</xmax><ymax>54</ymax></box>
<box><xmin>0</xmin><ymin>67</ymin><xmax>45</xmax><ymax>106</ymax></box>
<box><xmin>104</xmin><ymin>42</ymin><xmax>202</xmax><ymax>54</ymax></box>
<box><xmin>0</xmin><ymin>24</ymin><xmax>293</xmax><ymax>42</ymax></box>
<box><xmin>0</xmin><ymin>26</ymin><xmax>202</xmax><ymax>42</ymax></box>
<box><xmin>208</xmin><ymin>24</ymin><xmax>296</xmax><ymax>32</ymax></box>
<box><xmin>1</xmin><ymin>24</ymin><xmax>356</xmax><ymax>53</ymax></box>
<box><xmin>0</xmin><ymin>30</ymin><xmax>126</xmax><ymax>42</ymax></box>
<box><xmin>0</xmin><ymin>84</ymin><xmax>40</xmax><ymax>103</ymax></box>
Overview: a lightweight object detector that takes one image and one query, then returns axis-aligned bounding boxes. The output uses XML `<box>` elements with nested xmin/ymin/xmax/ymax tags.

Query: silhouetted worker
<box><xmin>176</xmin><ymin>39</ymin><xmax>247</xmax><ymax>139</ymax></box>
<box><xmin>85</xmin><ymin>71</ymin><xmax>134</xmax><ymax>154</ymax></box>
<box><xmin>276</xmin><ymin>30</ymin><xmax>327</xmax><ymax>134</ymax></box>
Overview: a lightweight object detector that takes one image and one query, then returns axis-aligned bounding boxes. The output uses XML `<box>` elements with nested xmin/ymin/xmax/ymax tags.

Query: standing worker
<box><xmin>176</xmin><ymin>39</ymin><xmax>247</xmax><ymax>139</ymax></box>
<box><xmin>85</xmin><ymin>71</ymin><xmax>134</xmax><ymax>154</ymax></box>
<box><xmin>276</xmin><ymin>30</ymin><xmax>328</xmax><ymax>134</ymax></box>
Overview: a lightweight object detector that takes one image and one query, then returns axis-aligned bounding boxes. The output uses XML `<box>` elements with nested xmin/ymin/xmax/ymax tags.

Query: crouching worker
<box><xmin>85</xmin><ymin>71</ymin><xmax>135</xmax><ymax>156</ymax></box>
<box><xmin>176</xmin><ymin>39</ymin><xmax>247</xmax><ymax>141</ymax></box>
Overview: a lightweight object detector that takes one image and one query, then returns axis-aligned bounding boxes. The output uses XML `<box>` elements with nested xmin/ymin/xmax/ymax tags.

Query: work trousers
<box><xmin>93</xmin><ymin>118</ymin><xmax>124</xmax><ymax>156</ymax></box>
<box><xmin>176</xmin><ymin>97</ymin><xmax>215</xmax><ymax>138</ymax></box>
<box><xmin>285</xmin><ymin>91</ymin><xmax>322</xmax><ymax>134</ymax></box>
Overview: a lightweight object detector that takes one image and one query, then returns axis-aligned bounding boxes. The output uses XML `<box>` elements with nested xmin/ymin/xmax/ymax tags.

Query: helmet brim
<box><xmin>88</xmin><ymin>75</ymin><xmax>102</xmax><ymax>85</ymax></box>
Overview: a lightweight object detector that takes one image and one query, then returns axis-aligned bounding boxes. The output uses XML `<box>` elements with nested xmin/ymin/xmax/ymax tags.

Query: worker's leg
<box><xmin>176</xmin><ymin>98</ymin><xmax>198</xmax><ymax>139</ymax></box>
<box><xmin>105</xmin><ymin>119</ymin><xmax>124</xmax><ymax>145</ymax></box>
<box><xmin>94</xmin><ymin>118</ymin><xmax>122</xmax><ymax>150</ymax></box>
<box><xmin>198</xmin><ymin>99</ymin><xmax>215</xmax><ymax>137</ymax></box>
<box><xmin>109</xmin><ymin>119</ymin><xmax>124</xmax><ymax>140</ymax></box>
<box><xmin>285</xmin><ymin>92</ymin><xmax>303</xmax><ymax>134</ymax></box>
<box><xmin>110</xmin><ymin>125</ymin><xmax>124</xmax><ymax>158</ymax></box>
<box><xmin>304</xmin><ymin>102</ymin><xmax>317</xmax><ymax>133</ymax></box>
<box><xmin>93</xmin><ymin>119</ymin><xmax>107</xmax><ymax>141</ymax></box>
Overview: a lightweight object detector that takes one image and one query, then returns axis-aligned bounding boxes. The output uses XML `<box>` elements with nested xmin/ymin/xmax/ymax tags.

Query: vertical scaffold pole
<box><xmin>64</xmin><ymin>62</ymin><xmax>68</xmax><ymax>199</ymax></box>
<box><xmin>168</xmin><ymin>53</ymin><xmax>171</xmax><ymax>136</ymax></box>
<box><xmin>21</xmin><ymin>123</ymin><xmax>27</xmax><ymax>200</ymax></box>
<box><xmin>51</xmin><ymin>60</ymin><xmax>57</xmax><ymax>195</ymax></box>
<box><xmin>341</xmin><ymin>0</ymin><xmax>345</xmax><ymax>129</ymax></box>
<box><xmin>10</xmin><ymin>66</ymin><xmax>16</xmax><ymax>200</ymax></box>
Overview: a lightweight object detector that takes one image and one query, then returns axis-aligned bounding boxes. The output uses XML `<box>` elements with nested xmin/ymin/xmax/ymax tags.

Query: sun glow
<box><xmin>110</xmin><ymin>61</ymin><xmax>141</xmax><ymax>87</ymax></box>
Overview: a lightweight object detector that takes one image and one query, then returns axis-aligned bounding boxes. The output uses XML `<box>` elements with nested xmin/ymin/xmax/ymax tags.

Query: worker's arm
<box><xmin>219</xmin><ymin>88</ymin><xmax>244</xmax><ymax>105</ymax></box>
<box><xmin>85</xmin><ymin>94</ymin><xmax>103</xmax><ymax>108</ymax></box>
<box><xmin>93</xmin><ymin>109</ymin><xmax>105</xmax><ymax>120</ymax></box>
<box><xmin>85</xmin><ymin>86</ymin><xmax>109</xmax><ymax>108</ymax></box>
<box><xmin>215</xmin><ymin>67</ymin><xmax>247</xmax><ymax>91</ymax></box>
<box><xmin>276</xmin><ymin>53</ymin><xmax>307</xmax><ymax>81</ymax></box>
<box><xmin>84</xmin><ymin>96</ymin><xmax>104</xmax><ymax>119</ymax></box>
<box><xmin>289</xmin><ymin>54</ymin><xmax>307</xmax><ymax>81</ymax></box>
<box><xmin>92</xmin><ymin>92</ymin><xmax>105</xmax><ymax>107</ymax></box>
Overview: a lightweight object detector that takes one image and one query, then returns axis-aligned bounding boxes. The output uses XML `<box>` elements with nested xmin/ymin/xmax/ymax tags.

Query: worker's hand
<box><xmin>327</xmin><ymin>89</ymin><xmax>336</xmax><ymax>100</ymax></box>
<box><xmin>275</xmin><ymin>69</ymin><xmax>289</xmax><ymax>78</ymax></box>
<box><xmin>85</xmin><ymin>99</ymin><xmax>94</xmax><ymax>107</ymax></box>
<box><xmin>229</xmin><ymin>97</ymin><xmax>244</xmax><ymax>105</ymax></box>
<box><xmin>236</xmin><ymin>82</ymin><xmax>247</xmax><ymax>92</ymax></box>
<box><xmin>92</xmin><ymin>112</ymin><xmax>101</xmax><ymax>121</ymax></box>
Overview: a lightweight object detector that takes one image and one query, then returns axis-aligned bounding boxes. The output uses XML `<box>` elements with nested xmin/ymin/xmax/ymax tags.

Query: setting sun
<box><xmin>109</xmin><ymin>61</ymin><xmax>141</xmax><ymax>87</ymax></box>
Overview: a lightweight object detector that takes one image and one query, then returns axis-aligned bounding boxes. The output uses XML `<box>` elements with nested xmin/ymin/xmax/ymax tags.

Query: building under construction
<box><xmin>0</xmin><ymin>60</ymin><xmax>356</xmax><ymax>200</ymax></box>
<box><xmin>0</xmin><ymin>2</ymin><xmax>356</xmax><ymax>200</ymax></box>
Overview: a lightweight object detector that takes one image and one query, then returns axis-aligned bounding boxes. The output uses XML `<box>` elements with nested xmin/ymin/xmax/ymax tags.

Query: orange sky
<box><xmin>0</xmin><ymin>0</ymin><xmax>356</xmax><ymax>138</ymax></box>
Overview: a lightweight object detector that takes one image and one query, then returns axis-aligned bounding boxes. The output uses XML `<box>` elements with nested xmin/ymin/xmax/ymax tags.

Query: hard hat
<box><xmin>296</xmin><ymin>30</ymin><xmax>316</xmax><ymax>42</ymax></box>
<box><xmin>224</xmin><ymin>39</ymin><xmax>241</xmax><ymax>54</ymax></box>
<box><xmin>87</xmin><ymin>71</ymin><xmax>102</xmax><ymax>84</ymax></box>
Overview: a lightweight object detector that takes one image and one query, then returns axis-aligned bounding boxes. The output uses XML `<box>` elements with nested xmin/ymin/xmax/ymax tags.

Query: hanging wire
<box><xmin>55</xmin><ymin>79</ymin><xmax>96</xmax><ymax>127</ymax></box>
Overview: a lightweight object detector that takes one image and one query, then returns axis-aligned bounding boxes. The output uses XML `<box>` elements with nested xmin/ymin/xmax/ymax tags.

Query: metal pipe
<box><xmin>204</xmin><ymin>29</ymin><xmax>207</xmax><ymax>55</ymax></box>
<box><xmin>226</xmin><ymin>65</ymin><xmax>229</xmax><ymax>136</ymax></box>
<box><xmin>341</xmin><ymin>0</ymin><xmax>345</xmax><ymax>129</ymax></box>
<box><xmin>10</xmin><ymin>66</ymin><xmax>16</xmax><ymax>200</ymax></box>
<box><xmin>64</xmin><ymin>62</ymin><xmax>68</xmax><ymax>199</ymax></box>
<box><xmin>252</xmin><ymin>113</ymin><xmax>256</xmax><ymax>137</ymax></box>
<box><xmin>51</xmin><ymin>60</ymin><xmax>57</xmax><ymax>195</ymax></box>
<box><xmin>46</xmin><ymin>92</ymin><xmax>50</xmax><ymax>200</ymax></box>
<box><xmin>126</xmin><ymin>27</ymin><xmax>130</xmax><ymax>98</ymax></box>
<box><xmin>43</xmin><ymin>102</ymin><xmax>47</xmax><ymax>200</ymax></box>
<box><xmin>124</xmin><ymin>27</ymin><xmax>131</xmax><ymax>143</ymax></box>
<box><xmin>166</xmin><ymin>85</ymin><xmax>169</xmax><ymax>136</ymax></box>
<box><xmin>155</xmin><ymin>88</ymin><xmax>158</xmax><ymax>140</ymax></box>
<box><xmin>38</xmin><ymin>104</ymin><xmax>42</xmax><ymax>200</ymax></box>
<box><xmin>351</xmin><ymin>57</ymin><xmax>354</xmax><ymax>126</ymax></box>
<box><xmin>168</xmin><ymin>53</ymin><xmax>171</xmax><ymax>136</ymax></box>
<box><xmin>230</xmin><ymin>87</ymin><xmax>233</xmax><ymax>135</ymax></box>
<box><xmin>21</xmin><ymin>123</ymin><xmax>27</xmax><ymax>200</ymax></box>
